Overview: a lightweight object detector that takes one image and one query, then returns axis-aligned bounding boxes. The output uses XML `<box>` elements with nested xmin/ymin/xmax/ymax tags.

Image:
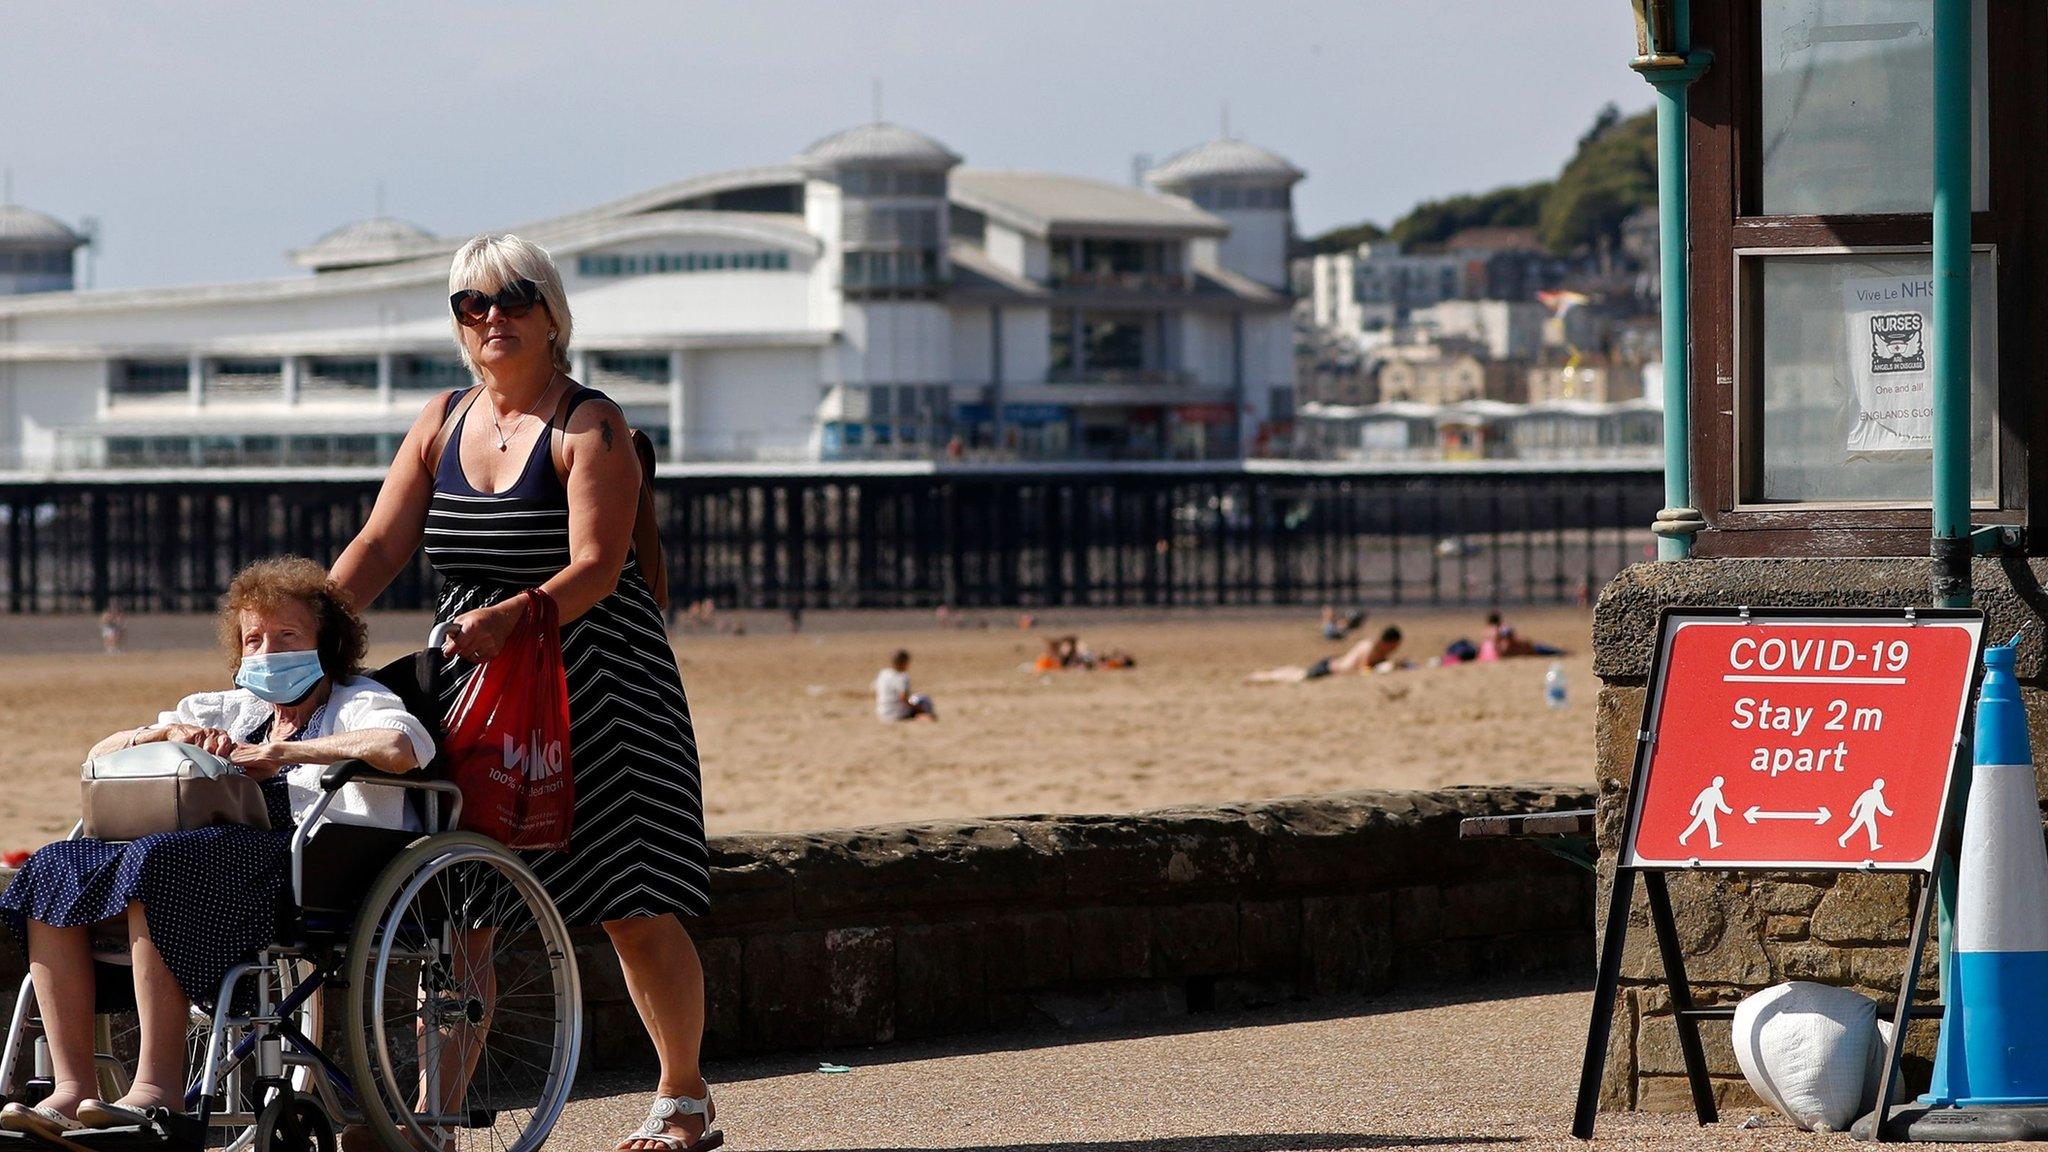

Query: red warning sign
<box><xmin>1623</xmin><ymin>611</ymin><xmax>1983</xmax><ymax>871</ymax></box>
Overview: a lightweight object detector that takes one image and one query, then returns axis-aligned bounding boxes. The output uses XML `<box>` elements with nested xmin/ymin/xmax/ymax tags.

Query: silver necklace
<box><xmin>491</xmin><ymin>378</ymin><xmax>555</xmax><ymax>451</ymax></box>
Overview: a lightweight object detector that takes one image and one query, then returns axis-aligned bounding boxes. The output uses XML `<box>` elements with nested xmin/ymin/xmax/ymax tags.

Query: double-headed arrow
<box><xmin>1744</xmin><ymin>805</ymin><xmax>1831</xmax><ymax>826</ymax></box>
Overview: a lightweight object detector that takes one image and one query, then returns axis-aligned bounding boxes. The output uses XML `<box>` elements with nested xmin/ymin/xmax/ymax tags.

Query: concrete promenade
<box><xmin>548</xmin><ymin>978</ymin><xmax>1832</xmax><ymax>1151</ymax></box>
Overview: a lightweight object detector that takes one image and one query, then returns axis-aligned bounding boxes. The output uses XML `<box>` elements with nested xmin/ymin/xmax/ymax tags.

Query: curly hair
<box><xmin>216</xmin><ymin>557</ymin><xmax>368</xmax><ymax>680</ymax></box>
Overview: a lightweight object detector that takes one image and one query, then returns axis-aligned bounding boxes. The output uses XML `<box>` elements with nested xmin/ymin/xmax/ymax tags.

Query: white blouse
<box><xmin>155</xmin><ymin>675</ymin><xmax>434</xmax><ymax>831</ymax></box>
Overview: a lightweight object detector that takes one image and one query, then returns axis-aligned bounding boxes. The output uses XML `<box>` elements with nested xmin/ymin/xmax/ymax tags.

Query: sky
<box><xmin>2</xmin><ymin>2</ymin><xmax>1648</xmax><ymax>290</ymax></box>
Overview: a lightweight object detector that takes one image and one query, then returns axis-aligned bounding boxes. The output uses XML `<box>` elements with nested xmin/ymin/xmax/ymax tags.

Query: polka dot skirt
<box><xmin>0</xmin><ymin>777</ymin><xmax>297</xmax><ymax>1006</ymax></box>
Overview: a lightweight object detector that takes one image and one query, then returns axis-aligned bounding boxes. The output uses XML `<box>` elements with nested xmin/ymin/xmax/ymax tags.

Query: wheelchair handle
<box><xmin>428</xmin><ymin>622</ymin><xmax>459</xmax><ymax>651</ymax></box>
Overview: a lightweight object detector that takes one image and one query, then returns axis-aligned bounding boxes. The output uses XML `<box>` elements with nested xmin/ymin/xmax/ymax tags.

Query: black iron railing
<box><xmin>0</xmin><ymin>466</ymin><xmax>1660</xmax><ymax>613</ymax></box>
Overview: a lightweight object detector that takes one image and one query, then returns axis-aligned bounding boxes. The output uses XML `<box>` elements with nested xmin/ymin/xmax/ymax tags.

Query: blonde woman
<box><xmin>331</xmin><ymin>235</ymin><xmax>718</xmax><ymax>1152</ymax></box>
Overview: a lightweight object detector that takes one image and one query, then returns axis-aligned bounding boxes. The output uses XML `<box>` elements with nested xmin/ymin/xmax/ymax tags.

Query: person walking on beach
<box><xmin>331</xmin><ymin>234</ymin><xmax>719</xmax><ymax>1152</ymax></box>
<box><xmin>98</xmin><ymin>604</ymin><xmax>126</xmax><ymax>655</ymax></box>
<box><xmin>1839</xmin><ymin>778</ymin><xmax>1893</xmax><ymax>852</ymax></box>
<box><xmin>1680</xmin><ymin>776</ymin><xmax>1732</xmax><ymax>849</ymax></box>
<box><xmin>875</xmin><ymin>650</ymin><xmax>937</xmax><ymax>721</ymax></box>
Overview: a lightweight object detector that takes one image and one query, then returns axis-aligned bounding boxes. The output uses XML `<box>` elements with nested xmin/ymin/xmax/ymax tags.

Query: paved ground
<box><xmin>549</xmin><ymin>977</ymin><xmax>1843</xmax><ymax>1152</ymax></box>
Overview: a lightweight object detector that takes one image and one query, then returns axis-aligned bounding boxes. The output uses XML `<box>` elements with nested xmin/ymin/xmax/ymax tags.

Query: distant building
<box><xmin>1303</xmin><ymin>240</ymin><xmax>1472</xmax><ymax>340</ymax></box>
<box><xmin>1620</xmin><ymin>206</ymin><xmax>1659</xmax><ymax>301</ymax></box>
<box><xmin>0</xmin><ymin>123</ymin><xmax>1300</xmax><ymax>472</ymax></box>
<box><xmin>0</xmin><ymin>202</ymin><xmax>86</xmax><ymax>296</ymax></box>
<box><xmin>1443</xmin><ymin>226</ymin><xmax>1577</xmax><ymax>303</ymax></box>
<box><xmin>1409</xmin><ymin>299</ymin><xmax>1546</xmax><ymax>360</ymax></box>
<box><xmin>1523</xmin><ymin>354</ymin><xmax>1645</xmax><ymax>405</ymax></box>
<box><xmin>1376</xmin><ymin>344</ymin><xmax>1524</xmax><ymax>406</ymax></box>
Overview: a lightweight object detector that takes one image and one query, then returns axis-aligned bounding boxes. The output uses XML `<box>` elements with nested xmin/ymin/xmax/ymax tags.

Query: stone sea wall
<box><xmin>568</xmin><ymin>783</ymin><xmax>1596</xmax><ymax>1066</ymax></box>
<box><xmin>0</xmin><ymin>785</ymin><xmax>1597</xmax><ymax>1069</ymax></box>
<box><xmin>1592</xmin><ymin>558</ymin><xmax>2048</xmax><ymax>1110</ymax></box>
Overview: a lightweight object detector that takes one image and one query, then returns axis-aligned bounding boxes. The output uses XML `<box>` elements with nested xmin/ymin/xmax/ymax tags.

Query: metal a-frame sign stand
<box><xmin>1573</xmin><ymin>606</ymin><xmax>1985</xmax><ymax>1141</ymax></box>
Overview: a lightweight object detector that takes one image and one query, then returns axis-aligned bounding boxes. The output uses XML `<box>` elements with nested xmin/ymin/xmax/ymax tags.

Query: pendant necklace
<box><xmin>491</xmin><ymin>377</ymin><xmax>555</xmax><ymax>451</ymax></box>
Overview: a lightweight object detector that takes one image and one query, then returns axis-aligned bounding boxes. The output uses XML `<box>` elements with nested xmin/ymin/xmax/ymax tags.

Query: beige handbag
<box><xmin>80</xmin><ymin>741</ymin><xmax>272</xmax><ymax>840</ymax></box>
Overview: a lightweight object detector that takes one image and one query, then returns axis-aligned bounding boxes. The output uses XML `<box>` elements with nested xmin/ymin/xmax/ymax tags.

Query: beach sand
<box><xmin>0</xmin><ymin>606</ymin><xmax>1593</xmax><ymax>848</ymax></box>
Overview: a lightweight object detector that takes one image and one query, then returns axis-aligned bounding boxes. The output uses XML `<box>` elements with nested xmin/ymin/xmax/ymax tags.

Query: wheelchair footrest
<box><xmin>58</xmin><ymin>1109</ymin><xmax>208</xmax><ymax>1152</ymax></box>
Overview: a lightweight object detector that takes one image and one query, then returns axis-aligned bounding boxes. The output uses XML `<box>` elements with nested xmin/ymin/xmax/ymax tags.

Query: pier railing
<box><xmin>0</xmin><ymin>464</ymin><xmax>1660</xmax><ymax>613</ymax></box>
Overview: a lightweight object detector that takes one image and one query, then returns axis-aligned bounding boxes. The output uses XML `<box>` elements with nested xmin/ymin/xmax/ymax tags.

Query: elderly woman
<box><xmin>0</xmin><ymin>558</ymin><xmax>430</xmax><ymax>1140</ymax></box>
<box><xmin>330</xmin><ymin>234</ymin><xmax>717</xmax><ymax>1152</ymax></box>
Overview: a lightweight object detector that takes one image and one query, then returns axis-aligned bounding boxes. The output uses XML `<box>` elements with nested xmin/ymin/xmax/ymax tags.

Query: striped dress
<box><xmin>423</xmin><ymin>385</ymin><xmax>710</xmax><ymax>923</ymax></box>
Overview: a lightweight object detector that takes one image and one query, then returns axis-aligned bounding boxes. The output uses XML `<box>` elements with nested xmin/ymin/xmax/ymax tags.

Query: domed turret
<box><xmin>796</xmin><ymin>122</ymin><xmax>961</xmax><ymax>174</ymax></box>
<box><xmin>1146</xmin><ymin>138</ymin><xmax>1305</xmax><ymax>190</ymax></box>
<box><xmin>797</xmin><ymin>122</ymin><xmax>961</xmax><ymax>296</ymax></box>
<box><xmin>0</xmin><ymin>202</ymin><xmax>85</xmax><ymax>295</ymax></box>
<box><xmin>1147</xmin><ymin>137</ymin><xmax>1304</xmax><ymax>290</ymax></box>
<box><xmin>291</xmin><ymin>216</ymin><xmax>436</xmax><ymax>272</ymax></box>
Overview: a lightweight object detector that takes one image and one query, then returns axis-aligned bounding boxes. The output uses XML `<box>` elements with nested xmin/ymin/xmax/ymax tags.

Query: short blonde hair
<box><xmin>216</xmin><ymin>556</ymin><xmax>368</xmax><ymax>679</ymax></box>
<box><xmin>447</xmin><ymin>233</ymin><xmax>573</xmax><ymax>376</ymax></box>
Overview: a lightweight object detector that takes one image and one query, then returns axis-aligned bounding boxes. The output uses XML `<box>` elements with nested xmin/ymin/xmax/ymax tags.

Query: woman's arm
<box><xmin>228</xmin><ymin>728</ymin><xmax>419</xmax><ymax>779</ymax></box>
<box><xmin>547</xmin><ymin>398</ymin><xmax>641</xmax><ymax>619</ymax></box>
<box><xmin>330</xmin><ymin>392</ymin><xmax>455</xmax><ymax>608</ymax></box>
<box><xmin>85</xmin><ymin>722</ymin><xmax>234</xmax><ymax>760</ymax></box>
<box><xmin>441</xmin><ymin>398</ymin><xmax>640</xmax><ymax>662</ymax></box>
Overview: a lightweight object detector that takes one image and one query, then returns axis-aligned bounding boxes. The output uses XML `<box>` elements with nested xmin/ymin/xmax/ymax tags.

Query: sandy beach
<box><xmin>0</xmin><ymin>605</ymin><xmax>1593</xmax><ymax>848</ymax></box>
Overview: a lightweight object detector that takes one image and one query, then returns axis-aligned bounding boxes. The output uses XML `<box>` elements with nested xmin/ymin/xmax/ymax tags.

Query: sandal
<box><xmin>0</xmin><ymin>1102</ymin><xmax>88</xmax><ymax>1147</ymax></box>
<box><xmin>76</xmin><ymin>1099</ymin><xmax>154</xmax><ymax>1129</ymax></box>
<box><xmin>615</xmin><ymin>1091</ymin><xmax>721</xmax><ymax>1152</ymax></box>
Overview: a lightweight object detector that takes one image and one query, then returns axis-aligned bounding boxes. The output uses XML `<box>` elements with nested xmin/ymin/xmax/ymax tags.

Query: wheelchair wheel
<box><xmin>341</xmin><ymin>833</ymin><xmax>580</xmax><ymax>1152</ymax></box>
<box><xmin>253</xmin><ymin>1092</ymin><xmax>335</xmax><ymax>1152</ymax></box>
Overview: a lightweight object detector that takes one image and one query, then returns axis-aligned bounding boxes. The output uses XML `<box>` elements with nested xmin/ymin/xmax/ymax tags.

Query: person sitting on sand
<box><xmin>1479</xmin><ymin>611</ymin><xmax>1565</xmax><ymax>661</ymax></box>
<box><xmin>874</xmin><ymin>650</ymin><xmax>937</xmax><ymax>722</ymax></box>
<box><xmin>1320</xmin><ymin>605</ymin><xmax>1367</xmax><ymax>642</ymax></box>
<box><xmin>1246</xmin><ymin>626</ymin><xmax>1404</xmax><ymax>684</ymax></box>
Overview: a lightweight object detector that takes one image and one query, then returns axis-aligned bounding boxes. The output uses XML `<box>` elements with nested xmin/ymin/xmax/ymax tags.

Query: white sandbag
<box><xmin>1731</xmin><ymin>981</ymin><xmax>1879</xmax><ymax>1132</ymax></box>
<box><xmin>1862</xmin><ymin>1018</ymin><xmax>1908</xmax><ymax>1111</ymax></box>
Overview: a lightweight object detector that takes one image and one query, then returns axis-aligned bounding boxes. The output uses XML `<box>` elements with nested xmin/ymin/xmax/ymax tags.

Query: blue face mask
<box><xmin>236</xmin><ymin>650</ymin><xmax>326</xmax><ymax>705</ymax></box>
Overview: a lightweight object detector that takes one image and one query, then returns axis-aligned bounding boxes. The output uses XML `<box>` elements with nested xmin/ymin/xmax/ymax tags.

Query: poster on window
<box><xmin>1842</xmin><ymin>276</ymin><xmax>1935</xmax><ymax>457</ymax></box>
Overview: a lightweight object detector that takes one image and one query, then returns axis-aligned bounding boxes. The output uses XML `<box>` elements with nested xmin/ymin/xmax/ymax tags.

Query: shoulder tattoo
<box><xmin>599</xmin><ymin>416</ymin><xmax>616</xmax><ymax>452</ymax></box>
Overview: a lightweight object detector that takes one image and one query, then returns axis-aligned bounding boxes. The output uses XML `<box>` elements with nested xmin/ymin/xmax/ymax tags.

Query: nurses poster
<box><xmin>1842</xmin><ymin>275</ymin><xmax>1933</xmax><ymax>457</ymax></box>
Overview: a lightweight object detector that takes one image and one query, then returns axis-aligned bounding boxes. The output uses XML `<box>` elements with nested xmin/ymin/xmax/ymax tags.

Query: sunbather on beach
<box><xmin>1479</xmin><ymin>611</ymin><xmax>1565</xmax><ymax>660</ymax></box>
<box><xmin>1030</xmin><ymin>635</ymin><xmax>1136</xmax><ymax>674</ymax></box>
<box><xmin>1246</xmin><ymin>626</ymin><xmax>1403</xmax><ymax>684</ymax></box>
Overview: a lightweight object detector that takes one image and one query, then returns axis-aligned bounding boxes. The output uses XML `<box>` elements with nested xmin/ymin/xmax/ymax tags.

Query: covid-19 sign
<box><xmin>1622</xmin><ymin>611</ymin><xmax>1984</xmax><ymax>871</ymax></box>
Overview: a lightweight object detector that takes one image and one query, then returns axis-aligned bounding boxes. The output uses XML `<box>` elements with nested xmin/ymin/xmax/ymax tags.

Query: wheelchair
<box><xmin>0</xmin><ymin>632</ymin><xmax>583</xmax><ymax>1152</ymax></box>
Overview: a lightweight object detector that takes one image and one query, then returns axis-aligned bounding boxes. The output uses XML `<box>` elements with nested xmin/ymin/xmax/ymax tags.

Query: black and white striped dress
<box><xmin>423</xmin><ymin>385</ymin><xmax>710</xmax><ymax>923</ymax></box>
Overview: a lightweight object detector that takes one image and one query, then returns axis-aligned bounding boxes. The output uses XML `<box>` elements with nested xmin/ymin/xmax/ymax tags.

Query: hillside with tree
<box><xmin>1303</xmin><ymin>104</ymin><xmax>1656</xmax><ymax>257</ymax></box>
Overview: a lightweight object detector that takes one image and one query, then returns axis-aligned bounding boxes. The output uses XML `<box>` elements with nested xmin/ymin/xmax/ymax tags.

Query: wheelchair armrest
<box><xmin>317</xmin><ymin>754</ymin><xmax>413</xmax><ymax>787</ymax></box>
<box><xmin>319</xmin><ymin>758</ymin><xmax>378</xmax><ymax>791</ymax></box>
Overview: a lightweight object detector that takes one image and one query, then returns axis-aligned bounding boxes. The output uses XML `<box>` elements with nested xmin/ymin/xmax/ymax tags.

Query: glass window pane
<box><xmin>1760</xmin><ymin>0</ymin><xmax>1988</xmax><ymax>215</ymax></box>
<box><xmin>1754</xmin><ymin>250</ymin><xmax>1996</xmax><ymax>503</ymax></box>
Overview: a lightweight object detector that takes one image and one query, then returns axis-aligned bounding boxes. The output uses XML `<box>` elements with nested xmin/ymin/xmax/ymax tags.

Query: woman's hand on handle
<box><xmin>166</xmin><ymin>725</ymin><xmax>236</xmax><ymax>757</ymax></box>
<box><xmin>226</xmin><ymin>742</ymin><xmax>289</xmax><ymax>780</ymax></box>
<box><xmin>441</xmin><ymin>598</ymin><xmax>526</xmax><ymax>663</ymax></box>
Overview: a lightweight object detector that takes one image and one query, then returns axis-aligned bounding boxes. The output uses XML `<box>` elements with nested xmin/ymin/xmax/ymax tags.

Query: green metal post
<box><xmin>1930</xmin><ymin>0</ymin><xmax>1973</xmax><ymax>1091</ymax></box>
<box><xmin>1931</xmin><ymin>0</ymin><xmax>1972</xmax><ymax>605</ymax></box>
<box><xmin>1637</xmin><ymin>0</ymin><xmax>1710</xmax><ymax>559</ymax></box>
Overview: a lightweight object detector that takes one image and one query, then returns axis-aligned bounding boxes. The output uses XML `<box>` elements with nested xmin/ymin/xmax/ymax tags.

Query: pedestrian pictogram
<box><xmin>1838</xmin><ymin>779</ymin><xmax>1893</xmax><ymax>851</ymax></box>
<box><xmin>1679</xmin><ymin>777</ymin><xmax>1730</xmax><ymax>848</ymax></box>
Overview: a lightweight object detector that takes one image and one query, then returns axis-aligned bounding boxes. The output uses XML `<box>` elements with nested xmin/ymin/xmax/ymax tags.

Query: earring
<box><xmin>548</xmin><ymin>331</ymin><xmax>557</xmax><ymax>340</ymax></box>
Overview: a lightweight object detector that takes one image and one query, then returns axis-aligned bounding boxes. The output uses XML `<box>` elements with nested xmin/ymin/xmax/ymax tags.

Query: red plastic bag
<box><xmin>441</xmin><ymin>588</ymin><xmax>573</xmax><ymax>850</ymax></box>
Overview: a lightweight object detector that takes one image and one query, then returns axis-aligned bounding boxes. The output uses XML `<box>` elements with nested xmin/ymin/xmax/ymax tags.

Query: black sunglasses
<box><xmin>450</xmin><ymin>279</ymin><xmax>545</xmax><ymax>326</ymax></box>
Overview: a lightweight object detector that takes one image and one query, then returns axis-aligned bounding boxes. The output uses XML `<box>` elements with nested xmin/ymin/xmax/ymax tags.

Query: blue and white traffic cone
<box><xmin>1924</xmin><ymin>637</ymin><xmax>2048</xmax><ymax>1106</ymax></box>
